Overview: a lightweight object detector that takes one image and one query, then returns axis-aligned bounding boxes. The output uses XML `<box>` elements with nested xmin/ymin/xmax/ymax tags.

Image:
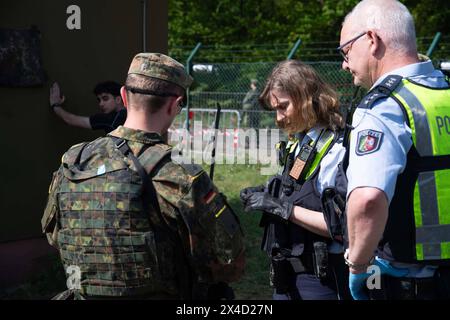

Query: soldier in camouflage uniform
<box><xmin>42</xmin><ymin>53</ymin><xmax>245</xmax><ymax>300</ymax></box>
<box><xmin>242</xmin><ymin>79</ymin><xmax>260</xmax><ymax>128</ymax></box>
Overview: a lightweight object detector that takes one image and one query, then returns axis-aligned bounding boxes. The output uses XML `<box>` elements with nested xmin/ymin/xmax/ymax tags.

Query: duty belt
<box><xmin>272</xmin><ymin>250</ymin><xmax>315</xmax><ymax>274</ymax></box>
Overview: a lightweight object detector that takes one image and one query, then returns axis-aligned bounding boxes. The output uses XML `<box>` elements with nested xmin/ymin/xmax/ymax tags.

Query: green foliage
<box><xmin>169</xmin><ymin>0</ymin><xmax>359</xmax><ymax>48</ymax></box>
<box><xmin>405</xmin><ymin>0</ymin><xmax>450</xmax><ymax>36</ymax></box>
<box><xmin>169</xmin><ymin>0</ymin><xmax>449</xmax><ymax>59</ymax></box>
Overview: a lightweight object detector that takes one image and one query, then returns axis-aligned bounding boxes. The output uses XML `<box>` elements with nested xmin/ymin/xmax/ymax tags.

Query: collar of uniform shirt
<box><xmin>108</xmin><ymin>125</ymin><xmax>164</xmax><ymax>144</ymax></box>
<box><xmin>370</xmin><ymin>60</ymin><xmax>435</xmax><ymax>91</ymax></box>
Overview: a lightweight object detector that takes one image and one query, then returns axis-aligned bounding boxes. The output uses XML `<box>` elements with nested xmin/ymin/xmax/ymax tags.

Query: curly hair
<box><xmin>93</xmin><ymin>81</ymin><xmax>122</xmax><ymax>97</ymax></box>
<box><xmin>259</xmin><ymin>60</ymin><xmax>344</xmax><ymax>132</ymax></box>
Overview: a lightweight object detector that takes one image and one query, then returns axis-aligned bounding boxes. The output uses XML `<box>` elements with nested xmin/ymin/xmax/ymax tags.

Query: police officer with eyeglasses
<box><xmin>337</xmin><ymin>0</ymin><xmax>450</xmax><ymax>300</ymax></box>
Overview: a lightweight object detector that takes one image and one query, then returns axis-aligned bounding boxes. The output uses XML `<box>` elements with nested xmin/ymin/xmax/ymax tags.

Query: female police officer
<box><xmin>240</xmin><ymin>60</ymin><xmax>350</xmax><ymax>300</ymax></box>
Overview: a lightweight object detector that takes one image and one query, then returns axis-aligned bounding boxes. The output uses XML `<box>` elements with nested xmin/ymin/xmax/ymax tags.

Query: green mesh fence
<box><xmin>182</xmin><ymin>61</ymin><xmax>355</xmax><ymax>129</ymax></box>
<box><xmin>170</xmin><ymin>35</ymin><xmax>449</xmax><ymax>130</ymax></box>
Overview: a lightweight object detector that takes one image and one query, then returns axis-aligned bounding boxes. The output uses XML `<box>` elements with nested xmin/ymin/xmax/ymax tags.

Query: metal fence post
<box><xmin>426</xmin><ymin>32</ymin><xmax>442</xmax><ymax>58</ymax></box>
<box><xmin>287</xmin><ymin>38</ymin><xmax>302</xmax><ymax>59</ymax></box>
<box><xmin>142</xmin><ymin>0</ymin><xmax>147</xmax><ymax>52</ymax></box>
<box><xmin>185</xmin><ymin>42</ymin><xmax>202</xmax><ymax>131</ymax></box>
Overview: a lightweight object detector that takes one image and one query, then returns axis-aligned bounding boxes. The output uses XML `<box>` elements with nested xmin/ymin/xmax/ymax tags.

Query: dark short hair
<box><xmin>124</xmin><ymin>74</ymin><xmax>184</xmax><ymax>113</ymax></box>
<box><xmin>93</xmin><ymin>81</ymin><xmax>122</xmax><ymax>97</ymax></box>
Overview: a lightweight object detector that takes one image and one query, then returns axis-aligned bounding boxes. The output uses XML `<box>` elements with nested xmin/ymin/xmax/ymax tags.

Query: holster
<box><xmin>270</xmin><ymin>252</ymin><xmax>297</xmax><ymax>294</ymax></box>
<box><xmin>312</xmin><ymin>241</ymin><xmax>329</xmax><ymax>280</ymax></box>
<box><xmin>270</xmin><ymin>247</ymin><xmax>306</xmax><ymax>298</ymax></box>
<box><xmin>321</xmin><ymin>187</ymin><xmax>346</xmax><ymax>243</ymax></box>
<box><xmin>321</xmin><ymin>162</ymin><xmax>348</xmax><ymax>245</ymax></box>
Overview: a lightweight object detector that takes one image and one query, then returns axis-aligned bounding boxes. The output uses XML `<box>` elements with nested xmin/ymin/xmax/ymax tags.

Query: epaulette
<box><xmin>358</xmin><ymin>75</ymin><xmax>403</xmax><ymax>110</ymax></box>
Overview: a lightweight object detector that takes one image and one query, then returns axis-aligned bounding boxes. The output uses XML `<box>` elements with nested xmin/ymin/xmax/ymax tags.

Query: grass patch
<box><xmin>211</xmin><ymin>163</ymin><xmax>272</xmax><ymax>299</ymax></box>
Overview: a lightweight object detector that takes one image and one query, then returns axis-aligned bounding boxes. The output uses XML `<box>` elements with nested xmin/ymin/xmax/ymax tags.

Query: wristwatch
<box><xmin>344</xmin><ymin>249</ymin><xmax>374</xmax><ymax>271</ymax></box>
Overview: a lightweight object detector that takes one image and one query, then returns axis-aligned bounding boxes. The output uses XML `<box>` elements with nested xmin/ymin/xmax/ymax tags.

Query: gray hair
<box><xmin>344</xmin><ymin>0</ymin><xmax>417</xmax><ymax>55</ymax></box>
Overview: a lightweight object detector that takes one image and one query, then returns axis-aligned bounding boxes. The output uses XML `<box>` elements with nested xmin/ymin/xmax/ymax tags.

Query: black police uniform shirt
<box><xmin>89</xmin><ymin>108</ymin><xmax>127</xmax><ymax>133</ymax></box>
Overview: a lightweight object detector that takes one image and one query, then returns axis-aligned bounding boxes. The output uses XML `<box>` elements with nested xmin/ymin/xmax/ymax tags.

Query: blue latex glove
<box><xmin>349</xmin><ymin>256</ymin><xmax>409</xmax><ymax>300</ymax></box>
<box><xmin>349</xmin><ymin>272</ymin><xmax>371</xmax><ymax>300</ymax></box>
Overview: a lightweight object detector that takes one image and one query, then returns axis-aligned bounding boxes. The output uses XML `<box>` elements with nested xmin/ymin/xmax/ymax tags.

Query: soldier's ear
<box><xmin>167</xmin><ymin>96</ymin><xmax>183</xmax><ymax>116</ymax></box>
<box><xmin>175</xmin><ymin>95</ymin><xmax>184</xmax><ymax>107</ymax></box>
<box><xmin>120</xmin><ymin>86</ymin><xmax>128</xmax><ymax>107</ymax></box>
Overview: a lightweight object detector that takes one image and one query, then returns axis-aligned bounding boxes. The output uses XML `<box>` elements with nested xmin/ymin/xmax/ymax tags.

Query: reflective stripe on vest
<box><xmin>305</xmin><ymin>130</ymin><xmax>336</xmax><ymax>180</ymax></box>
<box><xmin>393</xmin><ymin>79</ymin><xmax>450</xmax><ymax>261</ymax></box>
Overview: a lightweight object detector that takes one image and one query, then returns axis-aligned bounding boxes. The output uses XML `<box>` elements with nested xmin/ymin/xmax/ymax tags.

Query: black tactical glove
<box><xmin>239</xmin><ymin>185</ymin><xmax>265</xmax><ymax>202</ymax></box>
<box><xmin>241</xmin><ymin>192</ymin><xmax>293</xmax><ymax>221</ymax></box>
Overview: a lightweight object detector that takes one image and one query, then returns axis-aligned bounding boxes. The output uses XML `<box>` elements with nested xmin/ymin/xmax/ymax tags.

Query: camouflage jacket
<box><xmin>42</xmin><ymin>126</ymin><xmax>245</xmax><ymax>298</ymax></box>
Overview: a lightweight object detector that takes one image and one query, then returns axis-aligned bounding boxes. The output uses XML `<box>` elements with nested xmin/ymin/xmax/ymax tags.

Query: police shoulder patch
<box><xmin>355</xmin><ymin>129</ymin><xmax>383</xmax><ymax>156</ymax></box>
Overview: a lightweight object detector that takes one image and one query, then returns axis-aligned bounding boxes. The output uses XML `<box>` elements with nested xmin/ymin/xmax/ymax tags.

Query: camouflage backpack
<box><xmin>42</xmin><ymin>136</ymin><xmax>181</xmax><ymax>298</ymax></box>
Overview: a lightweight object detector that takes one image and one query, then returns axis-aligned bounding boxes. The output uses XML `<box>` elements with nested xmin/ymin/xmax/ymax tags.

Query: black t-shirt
<box><xmin>89</xmin><ymin>108</ymin><xmax>127</xmax><ymax>133</ymax></box>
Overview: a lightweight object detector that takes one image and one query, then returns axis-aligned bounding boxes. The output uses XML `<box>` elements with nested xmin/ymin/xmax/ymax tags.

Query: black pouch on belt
<box><xmin>270</xmin><ymin>252</ymin><xmax>296</xmax><ymax>294</ymax></box>
<box><xmin>312</xmin><ymin>241</ymin><xmax>329</xmax><ymax>280</ymax></box>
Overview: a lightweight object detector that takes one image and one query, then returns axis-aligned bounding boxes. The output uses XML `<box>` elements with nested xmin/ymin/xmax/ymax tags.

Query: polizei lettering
<box><xmin>436</xmin><ymin>115</ymin><xmax>450</xmax><ymax>135</ymax></box>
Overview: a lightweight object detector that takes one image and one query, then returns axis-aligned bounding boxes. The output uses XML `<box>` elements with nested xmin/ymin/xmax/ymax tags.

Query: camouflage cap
<box><xmin>128</xmin><ymin>53</ymin><xmax>193</xmax><ymax>90</ymax></box>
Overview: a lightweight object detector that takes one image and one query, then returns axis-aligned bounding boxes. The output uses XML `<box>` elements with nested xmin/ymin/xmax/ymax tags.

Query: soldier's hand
<box><xmin>242</xmin><ymin>192</ymin><xmax>293</xmax><ymax>221</ymax></box>
<box><xmin>49</xmin><ymin>82</ymin><xmax>65</xmax><ymax>107</ymax></box>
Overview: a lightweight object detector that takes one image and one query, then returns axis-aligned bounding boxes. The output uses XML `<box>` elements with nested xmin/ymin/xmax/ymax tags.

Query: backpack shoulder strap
<box><xmin>138</xmin><ymin>142</ymin><xmax>173</xmax><ymax>175</ymax></box>
<box><xmin>110</xmin><ymin>137</ymin><xmax>172</xmax><ymax>216</ymax></box>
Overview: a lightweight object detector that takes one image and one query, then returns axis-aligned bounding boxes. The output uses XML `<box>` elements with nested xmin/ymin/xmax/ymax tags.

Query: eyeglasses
<box><xmin>337</xmin><ymin>32</ymin><xmax>366</xmax><ymax>62</ymax></box>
